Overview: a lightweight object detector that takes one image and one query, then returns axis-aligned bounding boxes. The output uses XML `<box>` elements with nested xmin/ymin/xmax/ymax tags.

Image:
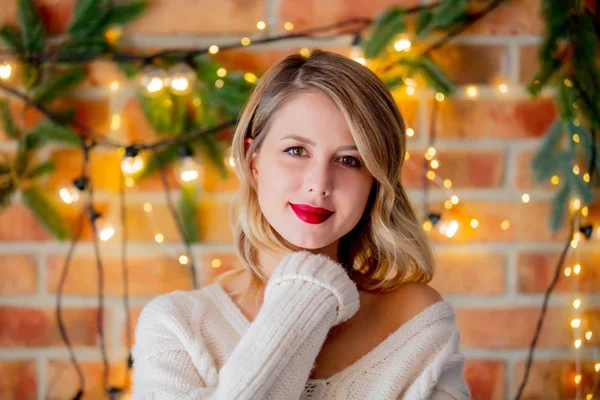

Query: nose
<box><xmin>304</xmin><ymin>160</ymin><xmax>332</xmax><ymax>197</ymax></box>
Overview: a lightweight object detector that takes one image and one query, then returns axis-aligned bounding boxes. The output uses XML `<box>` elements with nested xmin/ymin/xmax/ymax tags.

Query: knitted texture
<box><xmin>131</xmin><ymin>251</ymin><xmax>471</xmax><ymax>399</ymax></box>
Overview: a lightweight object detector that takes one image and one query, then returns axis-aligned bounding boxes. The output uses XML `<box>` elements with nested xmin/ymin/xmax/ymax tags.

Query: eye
<box><xmin>339</xmin><ymin>156</ymin><xmax>362</xmax><ymax>168</ymax></box>
<box><xmin>284</xmin><ymin>146</ymin><xmax>307</xmax><ymax>157</ymax></box>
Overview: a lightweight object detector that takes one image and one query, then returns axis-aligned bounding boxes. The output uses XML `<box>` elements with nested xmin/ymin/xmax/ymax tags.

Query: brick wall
<box><xmin>1</xmin><ymin>0</ymin><xmax>599</xmax><ymax>399</ymax></box>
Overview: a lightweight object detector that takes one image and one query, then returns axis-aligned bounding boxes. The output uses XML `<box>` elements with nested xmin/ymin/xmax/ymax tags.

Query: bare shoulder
<box><xmin>375</xmin><ymin>282</ymin><xmax>444</xmax><ymax>330</ymax></box>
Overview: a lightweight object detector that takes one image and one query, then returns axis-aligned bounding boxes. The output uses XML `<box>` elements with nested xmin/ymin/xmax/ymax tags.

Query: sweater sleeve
<box><xmin>131</xmin><ymin>251</ymin><xmax>360</xmax><ymax>400</ymax></box>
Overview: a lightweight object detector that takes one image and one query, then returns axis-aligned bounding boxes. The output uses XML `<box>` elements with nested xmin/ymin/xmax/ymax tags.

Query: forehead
<box><xmin>265</xmin><ymin>91</ymin><xmax>354</xmax><ymax>144</ymax></box>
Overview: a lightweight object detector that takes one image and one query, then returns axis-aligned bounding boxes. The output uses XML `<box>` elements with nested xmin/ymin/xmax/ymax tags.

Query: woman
<box><xmin>131</xmin><ymin>49</ymin><xmax>471</xmax><ymax>399</ymax></box>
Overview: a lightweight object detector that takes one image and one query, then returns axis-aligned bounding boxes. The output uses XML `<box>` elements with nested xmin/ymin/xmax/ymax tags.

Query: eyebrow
<box><xmin>280</xmin><ymin>134</ymin><xmax>358</xmax><ymax>151</ymax></box>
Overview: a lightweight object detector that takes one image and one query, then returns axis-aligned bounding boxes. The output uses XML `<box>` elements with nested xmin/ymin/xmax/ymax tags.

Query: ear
<box><xmin>245</xmin><ymin>138</ymin><xmax>259</xmax><ymax>182</ymax></box>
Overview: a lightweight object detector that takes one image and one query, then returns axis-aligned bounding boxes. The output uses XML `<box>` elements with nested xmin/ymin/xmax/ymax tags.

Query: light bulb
<box><xmin>439</xmin><ymin>220</ymin><xmax>459</xmax><ymax>238</ymax></box>
<box><xmin>59</xmin><ymin>186</ymin><xmax>80</xmax><ymax>204</ymax></box>
<box><xmin>96</xmin><ymin>218</ymin><xmax>115</xmax><ymax>242</ymax></box>
<box><xmin>350</xmin><ymin>46</ymin><xmax>366</xmax><ymax>66</ymax></box>
<box><xmin>224</xmin><ymin>145</ymin><xmax>236</xmax><ymax>169</ymax></box>
<box><xmin>466</xmin><ymin>85</ymin><xmax>479</xmax><ymax>98</ymax></box>
<box><xmin>121</xmin><ymin>155</ymin><xmax>145</xmax><ymax>175</ymax></box>
<box><xmin>138</xmin><ymin>66</ymin><xmax>168</xmax><ymax>96</ymax></box>
<box><xmin>0</xmin><ymin>62</ymin><xmax>13</xmax><ymax>80</ymax></box>
<box><xmin>168</xmin><ymin>63</ymin><xmax>196</xmax><ymax>95</ymax></box>
<box><xmin>179</xmin><ymin>158</ymin><xmax>200</xmax><ymax>182</ymax></box>
<box><xmin>394</xmin><ymin>35</ymin><xmax>411</xmax><ymax>52</ymax></box>
<box><xmin>176</xmin><ymin>147</ymin><xmax>204</xmax><ymax>186</ymax></box>
<box><xmin>179</xmin><ymin>255</ymin><xmax>189</xmax><ymax>265</ymax></box>
<box><xmin>244</xmin><ymin>72</ymin><xmax>257</xmax><ymax>83</ymax></box>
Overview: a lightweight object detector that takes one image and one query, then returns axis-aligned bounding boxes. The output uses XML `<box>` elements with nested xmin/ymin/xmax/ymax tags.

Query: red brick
<box><xmin>518</xmin><ymin>250</ymin><xmax>600</xmax><ymax>294</ymax></box>
<box><xmin>279</xmin><ymin>0</ymin><xmax>420</xmax><ymax>32</ymax></box>
<box><xmin>428</xmin><ymin>45</ymin><xmax>508</xmax><ymax>85</ymax></box>
<box><xmin>430</xmin><ymin>251</ymin><xmax>505</xmax><ymax>295</ymax></box>
<box><xmin>46</xmin><ymin>253</ymin><xmax>194</xmax><ymax>296</ymax></box>
<box><xmin>0</xmin><ymin>204</ymin><xmax>52</xmax><ymax>241</ymax></box>
<box><xmin>456</xmin><ymin>306</ymin><xmax>600</xmax><ymax>349</ymax></box>
<box><xmin>402</xmin><ymin>149</ymin><xmax>503</xmax><ymax>188</ymax></box>
<box><xmin>0</xmin><ymin>360</ymin><xmax>36</xmax><ymax>400</ymax></box>
<box><xmin>465</xmin><ymin>0</ymin><xmax>544</xmax><ymax>35</ymax></box>
<box><xmin>464</xmin><ymin>359</ymin><xmax>505</xmax><ymax>400</ymax></box>
<box><xmin>123</xmin><ymin>0</ymin><xmax>265</xmax><ymax>34</ymax></box>
<box><xmin>512</xmin><ymin>359</ymin><xmax>600</xmax><ymax>399</ymax></box>
<box><xmin>0</xmin><ymin>254</ymin><xmax>37</xmax><ymax>295</ymax></box>
<box><xmin>47</xmin><ymin>359</ymin><xmax>129</xmax><ymax>400</ymax></box>
<box><xmin>425</xmin><ymin>200</ymin><xmax>573</xmax><ymax>243</ymax></box>
<box><xmin>514</xmin><ymin>150</ymin><xmax>550</xmax><ymax>189</ymax></box>
<box><xmin>0</xmin><ymin>306</ymin><xmax>100</xmax><ymax>347</ymax></box>
<box><xmin>434</xmin><ymin>97</ymin><xmax>557</xmax><ymax>139</ymax></box>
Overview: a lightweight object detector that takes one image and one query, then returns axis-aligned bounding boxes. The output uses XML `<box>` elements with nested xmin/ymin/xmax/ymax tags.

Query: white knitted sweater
<box><xmin>131</xmin><ymin>251</ymin><xmax>471</xmax><ymax>399</ymax></box>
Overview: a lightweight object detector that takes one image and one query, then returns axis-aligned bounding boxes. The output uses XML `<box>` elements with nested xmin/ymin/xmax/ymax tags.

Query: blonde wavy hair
<box><xmin>211</xmin><ymin>49</ymin><xmax>435</xmax><ymax>303</ymax></box>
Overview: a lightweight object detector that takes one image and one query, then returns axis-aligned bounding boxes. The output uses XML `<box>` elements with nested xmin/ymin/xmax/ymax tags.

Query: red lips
<box><xmin>290</xmin><ymin>203</ymin><xmax>334</xmax><ymax>225</ymax></box>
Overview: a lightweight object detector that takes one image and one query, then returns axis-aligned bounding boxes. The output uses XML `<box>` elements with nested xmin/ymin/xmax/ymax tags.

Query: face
<box><xmin>246</xmin><ymin>91</ymin><xmax>374</xmax><ymax>260</ymax></box>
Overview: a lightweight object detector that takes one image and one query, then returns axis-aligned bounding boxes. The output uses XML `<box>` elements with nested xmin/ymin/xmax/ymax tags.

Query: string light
<box><xmin>59</xmin><ymin>186</ymin><xmax>80</xmax><ymax>204</ymax></box>
<box><xmin>241</xmin><ymin>37</ymin><xmax>251</xmax><ymax>46</ymax></box>
<box><xmin>521</xmin><ymin>193</ymin><xmax>530</xmax><ymax>203</ymax></box>
<box><xmin>179</xmin><ymin>255</ymin><xmax>189</xmax><ymax>265</ymax></box>
<box><xmin>585</xmin><ymin>331</ymin><xmax>592</xmax><ymax>340</ymax></box>
<box><xmin>470</xmin><ymin>219</ymin><xmax>479</xmax><ymax>228</ymax></box>
<box><xmin>435</xmin><ymin>92</ymin><xmax>445</xmax><ymax>102</ymax></box>
<box><xmin>443</xmin><ymin>179</ymin><xmax>452</xmax><ymax>188</ymax></box>
<box><xmin>565</xmin><ymin>267</ymin><xmax>572</xmax><ymax>277</ymax></box>
<box><xmin>583</xmin><ymin>173</ymin><xmax>590</xmax><ymax>182</ymax></box>
<box><xmin>571</xmin><ymin>318</ymin><xmax>582</xmax><ymax>328</ymax></box>
<box><xmin>244</xmin><ymin>72</ymin><xmax>257</xmax><ymax>83</ymax></box>
<box><xmin>224</xmin><ymin>145</ymin><xmax>236</xmax><ymax>169</ymax></box>
<box><xmin>500</xmin><ymin>220</ymin><xmax>511</xmax><ymax>230</ymax></box>
<box><xmin>572</xmin><ymin>133</ymin><xmax>580</xmax><ymax>143</ymax></box>
<box><xmin>154</xmin><ymin>233</ymin><xmax>164</xmax><ymax>243</ymax></box>
<box><xmin>217</xmin><ymin>68</ymin><xmax>227</xmax><ymax>77</ymax></box>
<box><xmin>0</xmin><ymin>63</ymin><xmax>12</xmax><ymax>80</ymax></box>
<box><xmin>176</xmin><ymin>146</ymin><xmax>204</xmax><ymax>185</ymax></box>
<box><xmin>426</xmin><ymin>170</ymin><xmax>436</xmax><ymax>180</ymax></box>
<box><xmin>551</xmin><ymin>175</ymin><xmax>560</xmax><ymax>185</ymax></box>
<box><xmin>498</xmin><ymin>83</ymin><xmax>508</xmax><ymax>93</ymax></box>
<box><xmin>572</xmin><ymin>164</ymin><xmax>580</xmax><ymax>175</ymax></box>
<box><xmin>284</xmin><ymin>22</ymin><xmax>294</xmax><ymax>31</ymax></box>
<box><xmin>168</xmin><ymin>63</ymin><xmax>197</xmax><ymax>95</ymax></box>
<box><xmin>394</xmin><ymin>35</ymin><xmax>411</xmax><ymax>52</ymax></box>
<box><xmin>405</xmin><ymin>86</ymin><xmax>415</xmax><ymax>95</ymax></box>
<box><xmin>143</xmin><ymin>203</ymin><xmax>152</xmax><ymax>212</ymax></box>
<box><xmin>438</xmin><ymin>220</ymin><xmax>459</xmax><ymax>238</ymax></box>
<box><xmin>138</xmin><ymin>66</ymin><xmax>168</xmax><ymax>95</ymax></box>
<box><xmin>211</xmin><ymin>258</ymin><xmax>222</xmax><ymax>268</ymax></box>
<box><xmin>444</xmin><ymin>200</ymin><xmax>453</xmax><ymax>209</ymax></box>
<box><xmin>465</xmin><ymin>85</ymin><xmax>478</xmax><ymax>98</ymax></box>
<box><xmin>120</xmin><ymin>147</ymin><xmax>145</xmax><ymax>176</ymax></box>
<box><xmin>450</xmin><ymin>195</ymin><xmax>459</xmax><ymax>205</ymax></box>
<box><xmin>111</xmin><ymin>114</ymin><xmax>121</xmax><ymax>130</ymax></box>
<box><xmin>406</xmin><ymin>128</ymin><xmax>415</xmax><ymax>137</ymax></box>
<box><xmin>109</xmin><ymin>81</ymin><xmax>120</xmax><ymax>91</ymax></box>
<box><xmin>430</xmin><ymin>159</ymin><xmax>439</xmax><ymax>169</ymax></box>
<box><xmin>215</xmin><ymin>79</ymin><xmax>224</xmax><ymax>88</ymax></box>
<box><xmin>256</xmin><ymin>21</ymin><xmax>266</xmax><ymax>30</ymax></box>
<box><xmin>573</xmin><ymin>299</ymin><xmax>581</xmax><ymax>309</ymax></box>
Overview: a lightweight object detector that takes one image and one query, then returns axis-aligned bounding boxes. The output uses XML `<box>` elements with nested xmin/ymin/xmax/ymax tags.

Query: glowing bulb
<box><xmin>241</xmin><ymin>37</ymin><xmax>251</xmax><ymax>46</ymax></box>
<box><xmin>426</xmin><ymin>171</ymin><xmax>436</xmax><ymax>180</ymax></box>
<box><xmin>574</xmin><ymin>340</ymin><xmax>582</xmax><ymax>349</ymax></box>
<box><xmin>498</xmin><ymin>83</ymin><xmax>508</xmax><ymax>93</ymax></box>
<box><xmin>169</xmin><ymin>63</ymin><xmax>199</xmax><ymax>94</ymax></box>
<box><xmin>405</xmin><ymin>151</ymin><xmax>410</xmax><ymax>160</ymax></box>
<box><xmin>551</xmin><ymin>175</ymin><xmax>559</xmax><ymax>185</ymax></box>
<box><xmin>573</xmin><ymin>165</ymin><xmax>580</xmax><ymax>175</ymax></box>
<box><xmin>596</xmin><ymin>363</ymin><xmax>600</xmax><ymax>372</ymax></box>
<box><xmin>450</xmin><ymin>195</ymin><xmax>459</xmax><ymax>205</ymax></box>
<box><xmin>406</xmin><ymin>128</ymin><xmax>415</xmax><ymax>137</ymax></box>
<box><xmin>0</xmin><ymin>63</ymin><xmax>12</xmax><ymax>80</ymax></box>
<box><xmin>179</xmin><ymin>255</ymin><xmax>189</xmax><ymax>265</ymax></box>
<box><xmin>155</xmin><ymin>233</ymin><xmax>164</xmax><ymax>243</ymax></box>
<box><xmin>435</xmin><ymin>92</ymin><xmax>445</xmax><ymax>102</ymax></box>
<box><xmin>573</xmin><ymin>299</ymin><xmax>581</xmax><ymax>309</ymax></box>
<box><xmin>224</xmin><ymin>146</ymin><xmax>236</xmax><ymax>169</ymax></box>
<box><xmin>179</xmin><ymin>159</ymin><xmax>200</xmax><ymax>182</ymax></box>
<box><xmin>217</xmin><ymin>68</ymin><xmax>227</xmax><ymax>77</ymax></box>
<box><xmin>444</xmin><ymin>179</ymin><xmax>452</xmax><ymax>188</ymax></box>
<box><xmin>423</xmin><ymin>220</ymin><xmax>432</xmax><ymax>231</ymax></box>
<box><xmin>501</xmin><ymin>220</ymin><xmax>511</xmax><ymax>230</ymax></box>
<box><xmin>573</xmin><ymin>133</ymin><xmax>580</xmax><ymax>143</ymax></box>
<box><xmin>109</xmin><ymin>81</ymin><xmax>120</xmax><ymax>91</ymax></box>
<box><xmin>430</xmin><ymin>160</ymin><xmax>439</xmax><ymax>169</ymax></box>
<box><xmin>301</xmin><ymin>47</ymin><xmax>311</xmax><ymax>58</ymax></box>
<box><xmin>573</xmin><ymin>264</ymin><xmax>581</xmax><ymax>275</ymax></box>
<box><xmin>394</xmin><ymin>35</ymin><xmax>411</xmax><ymax>52</ymax></box>
<box><xmin>574</xmin><ymin>374</ymin><xmax>581</xmax><ymax>384</ymax></box>
<box><xmin>125</xmin><ymin>177</ymin><xmax>135</xmax><ymax>187</ymax></box>
<box><xmin>143</xmin><ymin>203</ymin><xmax>152</xmax><ymax>212</ymax></box>
<box><xmin>212</xmin><ymin>258</ymin><xmax>222</xmax><ymax>268</ymax></box>
<box><xmin>59</xmin><ymin>186</ymin><xmax>80</xmax><ymax>204</ymax></box>
<box><xmin>121</xmin><ymin>155</ymin><xmax>145</xmax><ymax>175</ymax></box>
<box><xmin>582</xmin><ymin>206</ymin><xmax>588</xmax><ymax>217</ymax></box>
<box><xmin>444</xmin><ymin>200</ymin><xmax>453</xmax><ymax>209</ymax></box>
<box><xmin>564</xmin><ymin>78</ymin><xmax>573</xmax><ymax>87</ymax></box>
<box><xmin>284</xmin><ymin>22</ymin><xmax>294</xmax><ymax>31</ymax></box>
<box><xmin>470</xmin><ymin>219</ymin><xmax>479</xmax><ymax>228</ymax></box>
<box><xmin>585</xmin><ymin>331</ymin><xmax>592</xmax><ymax>340</ymax></box>
<box><xmin>208</xmin><ymin>45</ymin><xmax>219</xmax><ymax>54</ymax></box>
<box><xmin>244</xmin><ymin>72</ymin><xmax>257</xmax><ymax>83</ymax></box>
<box><xmin>215</xmin><ymin>79</ymin><xmax>224</xmax><ymax>88</ymax></box>
<box><xmin>97</xmin><ymin>218</ymin><xmax>115</xmax><ymax>242</ymax></box>
<box><xmin>521</xmin><ymin>193</ymin><xmax>530</xmax><ymax>203</ymax></box>
<box><xmin>427</xmin><ymin>147</ymin><xmax>436</xmax><ymax>157</ymax></box>
<box><xmin>466</xmin><ymin>85</ymin><xmax>478</xmax><ymax>97</ymax></box>
<box><xmin>256</xmin><ymin>21</ymin><xmax>266</xmax><ymax>30</ymax></box>
<box><xmin>439</xmin><ymin>220</ymin><xmax>459</xmax><ymax>238</ymax></box>
<box><xmin>571</xmin><ymin>239</ymin><xmax>579</xmax><ymax>249</ymax></box>
<box><xmin>404</xmin><ymin>78</ymin><xmax>415</xmax><ymax>87</ymax></box>
<box><xmin>583</xmin><ymin>173</ymin><xmax>590</xmax><ymax>182</ymax></box>
<box><xmin>138</xmin><ymin>66</ymin><xmax>168</xmax><ymax>96</ymax></box>
<box><xmin>571</xmin><ymin>319</ymin><xmax>581</xmax><ymax>328</ymax></box>
<box><xmin>405</xmin><ymin>86</ymin><xmax>415</xmax><ymax>96</ymax></box>
<box><xmin>564</xmin><ymin>267</ymin><xmax>572</xmax><ymax>277</ymax></box>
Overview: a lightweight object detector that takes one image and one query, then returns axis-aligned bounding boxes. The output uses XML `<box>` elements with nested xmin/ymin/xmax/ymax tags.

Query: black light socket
<box><xmin>427</xmin><ymin>213</ymin><xmax>441</xmax><ymax>226</ymax></box>
<box><xmin>179</xmin><ymin>145</ymin><xmax>194</xmax><ymax>158</ymax></box>
<box><xmin>73</xmin><ymin>177</ymin><xmax>88</xmax><ymax>191</ymax></box>
<box><xmin>125</xmin><ymin>145</ymin><xmax>140</xmax><ymax>158</ymax></box>
<box><xmin>579</xmin><ymin>224</ymin><xmax>593</xmax><ymax>240</ymax></box>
